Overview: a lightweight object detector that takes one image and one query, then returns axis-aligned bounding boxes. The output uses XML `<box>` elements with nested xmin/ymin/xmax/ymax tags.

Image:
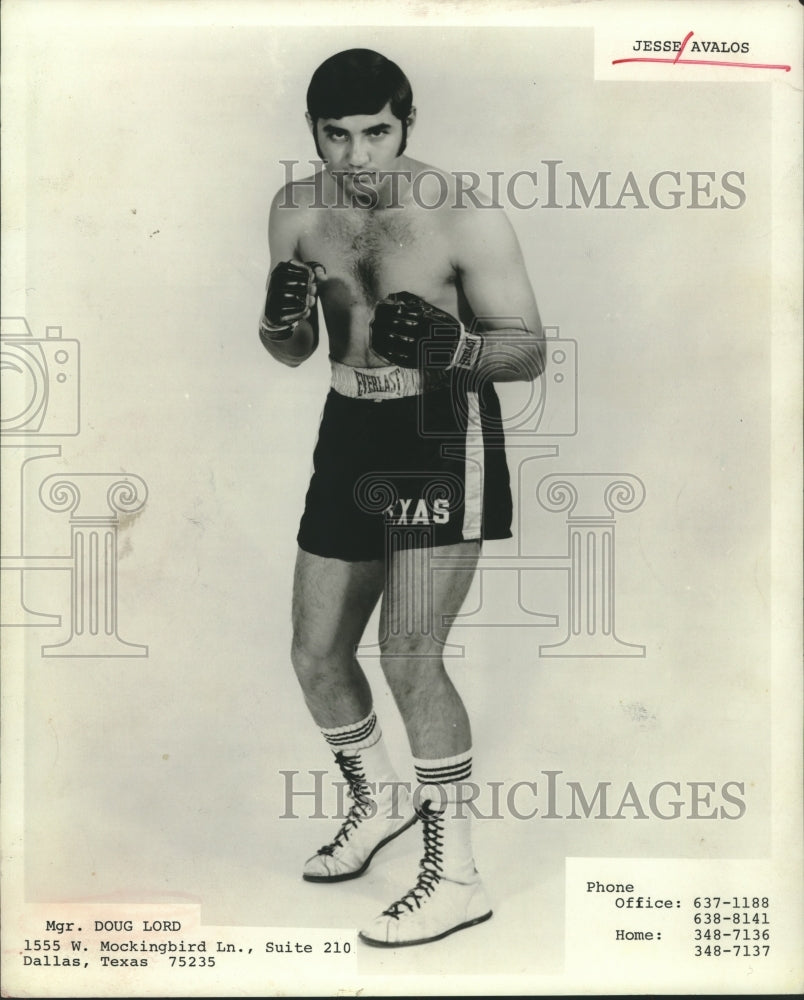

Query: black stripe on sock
<box><xmin>415</xmin><ymin>758</ymin><xmax>472</xmax><ymax>783</ymax></box>
<box><xmin>323</xmin><ymin>713</ymin><xmax>376</xmax><ymax>748</ymax></box>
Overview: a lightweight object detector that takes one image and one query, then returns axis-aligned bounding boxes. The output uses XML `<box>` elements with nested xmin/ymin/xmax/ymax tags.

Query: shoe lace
<box><xmin>317</xmin><ymin>751</ymin><xmax>373</xmax><ymax>856</ymax></box>
<box><xmin>382</xmin><ymin>801</ymin><xmax>444</xmax><ymax>918</ymax></box>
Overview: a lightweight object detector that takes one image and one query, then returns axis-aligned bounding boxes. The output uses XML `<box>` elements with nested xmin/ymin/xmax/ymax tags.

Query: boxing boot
<box><xmin>303</xmin><ymin>737</ymin><xmax>417</xmax><ymax>883</ymax></box>
<box><xmin>358</xmin><ymin>797</ymin><xmax>492</xmax><ymax>946</ymax></box>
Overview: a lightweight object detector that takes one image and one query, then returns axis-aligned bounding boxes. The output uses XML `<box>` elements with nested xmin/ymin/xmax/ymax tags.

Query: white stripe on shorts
<box><xmin>462</xmin><ymin>390</ymin><xmax>484</xmax><ymax>540</ymax></box>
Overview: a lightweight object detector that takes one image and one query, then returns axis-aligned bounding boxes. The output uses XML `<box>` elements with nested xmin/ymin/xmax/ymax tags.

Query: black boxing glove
<box><xmin>260</xmin><ymin>260</ymin><xmax>324</xmax><ymax>341</ymax></box>
<box><xmin>370</xmin><ymin>291</ymin><xmax>483</xmax><ymax>371</ymax></box>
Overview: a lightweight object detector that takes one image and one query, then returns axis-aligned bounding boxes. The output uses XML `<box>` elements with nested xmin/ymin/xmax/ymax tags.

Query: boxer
<box><xmin>259</xmin><ymin>48</ymin><xmax>544</xmax><ymax>947</ymax></box>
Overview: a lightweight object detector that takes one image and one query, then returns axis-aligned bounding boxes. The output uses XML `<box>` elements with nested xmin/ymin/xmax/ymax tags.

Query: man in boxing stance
<box><xmin>259</xmin><ymin>49</ymin><xmax>543</xmax><ymax>947</ymax></box>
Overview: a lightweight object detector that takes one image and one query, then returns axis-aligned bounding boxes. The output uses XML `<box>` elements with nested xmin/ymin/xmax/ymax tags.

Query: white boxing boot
<box><xmin>303</xmin><ymin>739</ymin><xmax>417</xmax><ymax>883</ymax></box>
<box><xmin>358</xmin><ymin>798</ymin><xmax>492</xmax><ymax>947</ymax></box>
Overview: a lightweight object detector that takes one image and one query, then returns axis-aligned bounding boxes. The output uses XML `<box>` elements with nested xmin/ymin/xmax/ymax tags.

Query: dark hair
<box><xmin>306</xmin><ymin>49</ymin><xmax>413</xmax><ymax>123</ymax></box>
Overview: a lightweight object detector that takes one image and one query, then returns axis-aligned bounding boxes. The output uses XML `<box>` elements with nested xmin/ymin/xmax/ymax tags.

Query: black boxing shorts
<box><xmin>296</xmin><ymin>361</ymin><xmax>513</xmax><ymax>562</ymax></box>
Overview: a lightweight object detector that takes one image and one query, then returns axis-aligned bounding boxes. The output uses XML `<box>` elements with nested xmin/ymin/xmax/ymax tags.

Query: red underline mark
<box><xmin>675</xmin><ymin>30</ymin><xmax>693</xmax><ymax>63</ymax></box>
<box><xmin>612</xmin><ymin>30</ymin><xmax>791</xmax><ymax>72</ymax></box>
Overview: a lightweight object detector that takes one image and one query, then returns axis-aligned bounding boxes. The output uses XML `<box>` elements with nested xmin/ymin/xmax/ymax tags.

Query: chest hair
<box><xmin>321</xmin><ymin>209</ymin><xmax>415</xmax><ymax>305</ymax></box>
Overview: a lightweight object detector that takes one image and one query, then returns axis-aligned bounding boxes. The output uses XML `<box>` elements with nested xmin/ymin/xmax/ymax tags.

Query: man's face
<box><xmin>308</xmin><ymin>102</ymin><xmax>413</xmax><ymax>191</ymax></box>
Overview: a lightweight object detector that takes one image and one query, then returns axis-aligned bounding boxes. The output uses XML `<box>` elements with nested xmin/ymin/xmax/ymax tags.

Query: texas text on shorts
<box><xmin>258</xmin><ymin>49</ymin><xmax>545</xmax><ymax>948</ymax></box>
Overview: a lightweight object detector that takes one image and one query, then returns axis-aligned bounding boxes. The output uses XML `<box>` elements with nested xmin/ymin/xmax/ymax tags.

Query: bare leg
<box><xmin>292</xmin><ymin>547</ymin><xmax>417</xmax><ymax>882</ymax></box>
<box><xmin>378</xmin><ymin>540</ymin><xmax>480</xmax><ymax>759</ymax></box>
<box><xmin>290</xmin><ymin>547</ymin><xmax>385</xmax><ymax>728</ymax></box>
<box><xmin>360</xmin><ymin>539</ymin><xmax>492</xmax><ymax>947</ymax></box>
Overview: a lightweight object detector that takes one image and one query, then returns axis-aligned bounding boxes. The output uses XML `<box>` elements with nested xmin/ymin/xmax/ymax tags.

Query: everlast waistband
<box><xmin>330</xmin><ymin>360</ymin><xmax>428</xmax><ymax>400</ymax></box>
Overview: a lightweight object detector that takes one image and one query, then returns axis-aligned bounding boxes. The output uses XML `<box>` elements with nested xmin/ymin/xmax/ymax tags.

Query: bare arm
<box><xmin>259</xmin><ymin>187</ymin><xmax>319</xmax><ymax>367</ymax></box>
<box><xmin>454</xmin><ymin>207</ymin><xmax>544</xmax><ymax>382</ymax></box>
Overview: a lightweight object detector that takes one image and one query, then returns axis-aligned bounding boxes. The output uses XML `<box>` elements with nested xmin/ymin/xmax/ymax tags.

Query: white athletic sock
<box><xmin>320</xmin><ymin>710</ymin><xmax>409</xmax><ymax>818</ymax></box>
<box><xmin>414</xmin><ymin>749</ymin><xmax>473</xmax><ymax>813</ymax></box>
<box><xmin>320</xmin><ymin>709</ymin><xmax>381</xmax><ymax>754</ymax></box>
<box><xmin>413</xmin><ymin>749</ymin><xmax>473</xmax><ymax>791</ymax></box>
<box><xmin>413</xmin><ymin>749</ymin><xmax>478</xmax><ymax>884</ymax></box>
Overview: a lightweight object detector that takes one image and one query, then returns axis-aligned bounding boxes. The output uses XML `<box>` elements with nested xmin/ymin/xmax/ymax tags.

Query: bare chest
<box><xmin>300</xmin><ymin>207</ymin><xmax>455</xmax><ymax>307</ymax></box>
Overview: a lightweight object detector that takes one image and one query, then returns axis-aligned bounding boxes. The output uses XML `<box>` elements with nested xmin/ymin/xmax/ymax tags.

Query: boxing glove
<box><xmin>260</xmin><ymin>260</ymin><xmax>323</xmax><ymax>341</ymax></box>
<box><xmin>370</xmin><ymin>291</ymin><xmax>483</xmax><ymax>371</ymax></box>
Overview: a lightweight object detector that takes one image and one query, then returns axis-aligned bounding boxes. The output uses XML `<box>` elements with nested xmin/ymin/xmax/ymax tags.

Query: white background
<box><xmin>2</xmin><ymin>1</ymin><xmax>801</xmax><ymax>995</ymax></box>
